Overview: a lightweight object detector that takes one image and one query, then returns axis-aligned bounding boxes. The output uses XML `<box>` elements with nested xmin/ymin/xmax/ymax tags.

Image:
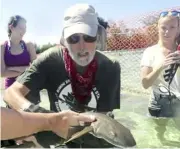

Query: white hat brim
<box><xmin>64</xmin><ymin>23</ymin><xmax>98</xmax><ymax>39</ymax></box>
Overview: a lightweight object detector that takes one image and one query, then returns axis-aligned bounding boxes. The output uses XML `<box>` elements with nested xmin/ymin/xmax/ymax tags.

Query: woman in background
<box><xmin>140</xmin><ymin>10</ymin><xmax>180</xmax><ymax>144</ymax></box>
<box><xmin>1</xmin><ymin>15</ymin><xmax>37</xmax><ymax>88</ymax></box>
<box><xmin>1</xmin><ymin>15</ymin><xmax>39</xmax><ymax>147</ymax></box>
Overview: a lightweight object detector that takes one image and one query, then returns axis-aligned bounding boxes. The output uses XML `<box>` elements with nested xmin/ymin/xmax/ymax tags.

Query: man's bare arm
<box><xmin>1</xmin><ymin>107</ymin><xmax>96</xmax><ymax>140</ymax></box>
<box><xmin>4</xmin><ymin>82</ymin><xmax>32</xmax><ymax>110</ymax></box>
<box><xmin>1</xmin><ymin>107</ymin><xmax>51</xmax><ymax>140</ymax></box>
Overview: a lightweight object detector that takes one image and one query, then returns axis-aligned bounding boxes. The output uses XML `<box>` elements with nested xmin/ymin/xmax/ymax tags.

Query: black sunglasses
<box><xmin>159</xmin><ymin>10</ymin><xmax>180</xmax><ymax>18</ymax></box>
<box><xmin>67</xmin><ymin>34</ymin><xmax>97</xmax><ymax>44</ymax></box>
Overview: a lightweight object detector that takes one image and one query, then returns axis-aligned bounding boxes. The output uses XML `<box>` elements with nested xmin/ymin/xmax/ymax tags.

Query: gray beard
<box><xmin>64</xmin><ymin>42</ymin><xmax>96</xmax><ymax>74</ymax></box>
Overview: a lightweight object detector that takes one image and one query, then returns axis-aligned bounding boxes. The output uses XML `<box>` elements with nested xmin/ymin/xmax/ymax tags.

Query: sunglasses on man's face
<box><xmin>66</xmin><ymin>34</ymin><xmax>97</xmax><ymax>44</ymax></box>
<box><xmin>159</xmin><ymin>10</ymin><xmax>180</xmax><ymax>17</ymax></box>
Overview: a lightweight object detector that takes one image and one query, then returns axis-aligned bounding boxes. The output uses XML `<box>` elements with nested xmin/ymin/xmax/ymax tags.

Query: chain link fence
<box><xmin>103</xmin><ymin>50</ymin><xmax>150</xmax><ymax>95</ymax></box>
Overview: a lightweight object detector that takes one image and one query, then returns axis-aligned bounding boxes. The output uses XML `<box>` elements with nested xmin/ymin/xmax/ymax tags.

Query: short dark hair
<box><xmin>7</xmin><ymin>15</ymin><xmax>26</xmax><ymax>38</ymax></box>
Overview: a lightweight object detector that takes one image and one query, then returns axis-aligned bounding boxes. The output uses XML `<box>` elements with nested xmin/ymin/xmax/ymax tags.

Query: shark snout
<box><xmin>123</xmin><ymin>134</ymin><xmax>136</xmax><ymax>147</ymax></box>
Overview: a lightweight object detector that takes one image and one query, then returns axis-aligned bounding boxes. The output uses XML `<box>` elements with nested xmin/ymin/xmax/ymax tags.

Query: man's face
<box><xmin>65</xmin><ymin>33</ymin><xmax>97</xmax><ymax>66</ymax></box>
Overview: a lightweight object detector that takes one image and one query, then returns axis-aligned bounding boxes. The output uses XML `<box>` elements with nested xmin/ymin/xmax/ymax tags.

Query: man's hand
<box><xmin>47</xmin><ymin>110</ymin><xmax>96</xmax><ymax>139</ymax></box>
<box><xmin>14</xmin><ymin>110</ymin><xmax>96</xmax><ymax>147</ymax></box>
<box><xmin>15</xmin><ymin>136</ymin><xmax>42</xmax><ymax>147</ymax></box>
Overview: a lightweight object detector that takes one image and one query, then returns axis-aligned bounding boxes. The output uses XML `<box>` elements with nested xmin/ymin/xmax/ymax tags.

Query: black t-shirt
<box><xmin>16</xmin><ymin>46</ymin><xmax>121</xmax><ymax>148</ymax></box>
<box><xmin>17</xmin><ymin>46</ymin><xmax>121</xmax><ymax>112</ymax></box>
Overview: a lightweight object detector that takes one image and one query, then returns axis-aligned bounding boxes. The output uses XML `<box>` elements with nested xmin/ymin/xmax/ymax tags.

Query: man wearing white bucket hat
<box><xmin>4</xmin><ymin>3</ymin><xmax>121</xmax><ymax>148</ymax></box>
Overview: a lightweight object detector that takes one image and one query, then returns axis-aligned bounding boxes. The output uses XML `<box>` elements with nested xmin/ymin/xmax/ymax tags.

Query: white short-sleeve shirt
<box><xmin>141</xmin><ymin>44</ymin><xmax>180</xmax><ymax>99</ymax></box>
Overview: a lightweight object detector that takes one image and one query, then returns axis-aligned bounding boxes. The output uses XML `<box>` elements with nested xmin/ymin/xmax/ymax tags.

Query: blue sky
<box><xmin>0</xmin><ymin>0</ymin><xmax>179</xmax><ymax>45</ymax></box>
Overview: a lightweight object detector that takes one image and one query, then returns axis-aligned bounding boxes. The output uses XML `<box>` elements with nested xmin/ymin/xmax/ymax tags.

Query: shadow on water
<box><xmin>114</xmin><ymin>93</ymin><xmax>180</xmax><ymax>148</ymax></box>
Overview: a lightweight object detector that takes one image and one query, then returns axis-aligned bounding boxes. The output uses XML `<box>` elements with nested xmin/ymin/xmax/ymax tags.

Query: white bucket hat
<box><xmin>63</xmin><ymin>4</ymin><xmax>99</xmax><ymax>39</ymax></box>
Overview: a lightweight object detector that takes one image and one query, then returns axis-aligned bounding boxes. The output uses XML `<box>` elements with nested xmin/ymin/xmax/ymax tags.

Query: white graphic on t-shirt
<box><xmin>55</xmin><ymin>79</ymin><xmax>100</xmax><ymax>112</ymax></box>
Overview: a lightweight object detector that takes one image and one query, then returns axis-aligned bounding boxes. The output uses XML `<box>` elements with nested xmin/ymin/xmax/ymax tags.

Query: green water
<box><xmin>1</xmin><ymin>90</ymin><xmax>180</xmax><ymax>148</ymax></box>
<box><xmin>113</xmin><ymin>110</ymin><xmax>180</xmax><ymax>148</ymax></box>
<box><xmin>113</xmin><ymin>93</ymin><xmax>180</xmax><ymax>148</ymax></box>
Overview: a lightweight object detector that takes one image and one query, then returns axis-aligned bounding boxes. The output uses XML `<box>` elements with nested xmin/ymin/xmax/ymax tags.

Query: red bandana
<box><xmin>63</xmin><ymin>49</ymin><xmax>97</xmax><ymax>103</ymax></box>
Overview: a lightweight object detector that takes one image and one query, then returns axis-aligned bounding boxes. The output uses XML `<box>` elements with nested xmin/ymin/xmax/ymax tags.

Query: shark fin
<box><xmin>63</xmin><ymin>126</ymin><xmax>93</xmax><ymax>144</ymax></box>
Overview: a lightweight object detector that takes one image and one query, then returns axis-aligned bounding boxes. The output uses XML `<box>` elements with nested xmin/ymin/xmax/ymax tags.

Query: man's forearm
<box><xmin>4</xmin><ymin>87</ymin><xmax>32</xmax><ymax>111</ymax></box>
<box><xmin>1</xmin><ymin>107</ymin><xmax>58</xmax><ymax>140</ymax></box>
<box><xmin>4</xmin><ymin>84</ymin><xmax>53</xmax><ymax>113</ymax></box>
